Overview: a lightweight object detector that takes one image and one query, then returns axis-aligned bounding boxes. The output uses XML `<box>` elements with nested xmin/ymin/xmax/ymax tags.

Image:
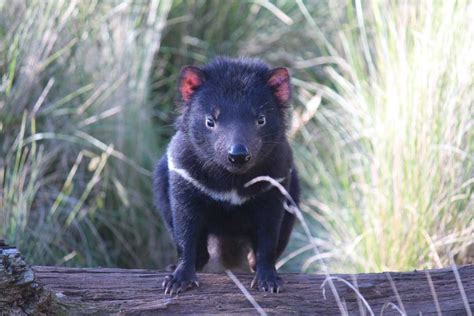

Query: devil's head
<box><xmin>177</xmin><ymin>57</ymin><xmax>291</xmax><ymax>174</ymax></box>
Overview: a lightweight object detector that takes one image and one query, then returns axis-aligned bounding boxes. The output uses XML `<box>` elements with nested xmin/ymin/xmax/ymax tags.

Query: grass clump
<box><xmin>292</xmin><ymin>1</ymin><xmax>474</xmax><ymax>272</ymax></box>
<box><xmin>0</xmin><ymin>0</ymin><xmax>174</xmax><ymax>267</ymax></box>
<box><xmin>0</xmin><ymin>1</ymin><xmax>472</xmax><ymax>274</ymax></box>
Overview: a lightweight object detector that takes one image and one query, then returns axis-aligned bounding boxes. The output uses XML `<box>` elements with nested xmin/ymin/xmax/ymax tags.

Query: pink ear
<box><xmin>267</xmin><ymin>67</ymin><xmax>291</xmax><ymax>105</ymax></box>
<box><xmin>179</xmin><ymin>66</ymin><xmax>205</xmax><ymax>103</ymax></box>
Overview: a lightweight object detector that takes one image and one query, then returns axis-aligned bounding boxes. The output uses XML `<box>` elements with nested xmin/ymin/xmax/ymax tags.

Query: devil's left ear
<box><xmin>267</xmin><ymin>67</ymin><xmax>291</xmax><ymax>105</ymax></box>
<box><xmin>178</xmin><ymin>66</ymin><xmax>205</xmax><ymax>104</ymax></box>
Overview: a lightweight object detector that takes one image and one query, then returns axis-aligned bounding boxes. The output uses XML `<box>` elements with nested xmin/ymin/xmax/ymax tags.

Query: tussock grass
<box><xmin>292</xmin><ymin>1</ymin><xmax>474</xmax><ymax>272</ymax></box>
<box><xmin>0</xmin><ymin>0</ymin><xmax>173</xmax><ymax>267</ymax></box>
<box><xmin>1</xmin><ymin>0</ymin><xmax>472</xmax><ymax>275</ymax></box>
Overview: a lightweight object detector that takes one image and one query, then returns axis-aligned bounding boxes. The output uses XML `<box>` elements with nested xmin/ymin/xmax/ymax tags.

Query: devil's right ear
<box><xmin>178</xmin><ymin>66</ymin><xmax>205</xmax><ymax>103</ymax></box>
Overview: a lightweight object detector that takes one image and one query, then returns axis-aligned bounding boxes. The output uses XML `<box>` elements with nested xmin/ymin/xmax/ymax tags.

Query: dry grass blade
<box><xmin>320</xmin><ymin>276</ymin><xmax>374</xmax><ymax>316</ymax></box>
<box><xmin>424</xmin><ymin>270</ymin><xmax>442</xmax><ymax>316</ymax></box>
<box><xmin>253</xmin><ymin>0</ymin><xmax>293</xmax><ymax>25</ymax></box>
<box><xmin>379</xmin><ymin>302</ymin><xmax>405</xmax><ymax>316</ymax></box>
<box><xmin>384</xmin><ymin>273</ymin><xmax>406</xmax><ymax>315</ymax></box>
<box><xmin>450</xmin><ymin>262</ymin><xmax>473</xmax><ymax>316</ymax></box>
<box><xmin>225</xmin><ymin>270</ymin><xmax>267</xmax><ymax>316</ymax></box>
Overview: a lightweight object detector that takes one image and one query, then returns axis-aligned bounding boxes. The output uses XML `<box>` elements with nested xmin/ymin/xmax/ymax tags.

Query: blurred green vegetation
<box><xmin>0</xmin><ymin>0</ymin><xmax>472</xmax><ymax>272</ymax></box>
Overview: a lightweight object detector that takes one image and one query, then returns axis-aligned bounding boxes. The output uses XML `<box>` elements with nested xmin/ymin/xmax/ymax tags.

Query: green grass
<box><xmin>290</xmin><ymin>1</ymin><xmax>474</xmax><ymax>272</ymax></box>
<box><xmin>0</xmin><ymin>0</ymin><xmax>174</xmax><ymax>267</ymax></box>
<box><xmin>1</xmin><ymin>0</ymin><xmax>472</xmax><ymax>273</ymax></box>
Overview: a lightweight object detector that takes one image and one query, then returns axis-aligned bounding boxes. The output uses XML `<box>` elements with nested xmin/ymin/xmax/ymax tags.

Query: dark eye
<box><xmin>257</xmin><ymin>115</ymin><xmax>266</xmax><ymax>126</ymax></box>
<box><xmin>206</xmin><ymin>116</ymin><xmax>215</xmax><ymax>128</ymax></box>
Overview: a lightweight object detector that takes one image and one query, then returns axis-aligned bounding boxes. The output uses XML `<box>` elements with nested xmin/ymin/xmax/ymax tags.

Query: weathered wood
<box><xmin>0</xmin><ymin>241</ymin><xmax>51</xmax><ymax>315</ymax></box>
<box><xmin>32</xmin><ymin>265</ymin><xmax>474</xmax><ymax>315</ymax></box>
<box><xmin>2</xmin><ymin>240</ymin><xmax>473</xmax><ymax>315</ymax></box>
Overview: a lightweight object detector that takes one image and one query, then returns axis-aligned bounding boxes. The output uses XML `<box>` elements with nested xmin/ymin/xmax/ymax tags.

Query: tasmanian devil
<box><xmin>154</xmin><ymin>57</ymin><xmax>299</xmax><ymax>295</ymax></box>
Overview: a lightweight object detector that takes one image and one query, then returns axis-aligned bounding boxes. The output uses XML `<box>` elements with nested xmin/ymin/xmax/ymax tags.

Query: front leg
<box><xmin>163</xmin><ymin>184</ymin><xmax>203</xmax><ymax>295</ymax></box>
<box><xmin>250</xmin><ymin>196</ymin><xmax>286</xmax><ymax>293</ymax></box>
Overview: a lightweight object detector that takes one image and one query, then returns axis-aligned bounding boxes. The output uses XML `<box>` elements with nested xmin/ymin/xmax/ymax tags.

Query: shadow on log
<box><xmin>2</xmin><ymin>242</ymin><xmax>474</xmax><ymax>315</ymax></box>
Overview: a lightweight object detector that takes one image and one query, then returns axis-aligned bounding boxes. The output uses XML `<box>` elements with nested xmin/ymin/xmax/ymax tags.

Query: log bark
<box><xmin>2</xmin><ymin>241</ymin><xmax>473</xmax><ymax>315</ymax></box>
<box><xmin>33</xmin><ymin>265</ymin><xmax>473</xmax><ymax>315</ymax></box>
<box><xmin>0</xmin><ymin>240</ymin><xmax>51</xmax><ymax>314</ymax></box>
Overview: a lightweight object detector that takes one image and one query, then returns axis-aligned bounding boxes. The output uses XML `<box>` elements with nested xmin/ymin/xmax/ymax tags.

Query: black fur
<box><xmin>154</xmin><ymin>57</ymin><xmax>300</xmax><ymax>294</ymax></box>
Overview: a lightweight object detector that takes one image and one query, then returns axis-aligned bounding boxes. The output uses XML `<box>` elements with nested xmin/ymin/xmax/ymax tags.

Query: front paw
<box><xmin>251</xmin><ymin>268</ymin><xmax>283</xmax><ymax>293</ymax></box>
<box><xmin>162</xmin><ymin>264</ymin><xmax>200</xmax><ymax>295</ymax></box>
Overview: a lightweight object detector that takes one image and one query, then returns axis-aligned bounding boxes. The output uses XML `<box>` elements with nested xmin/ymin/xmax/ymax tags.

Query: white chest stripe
<box><xmin>167</xmin><ymin>153</ymin><xmax>284</xmax><ymax>205</ymax></box>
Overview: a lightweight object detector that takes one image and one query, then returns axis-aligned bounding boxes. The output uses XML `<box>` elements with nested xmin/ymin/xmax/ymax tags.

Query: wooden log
<box><xmin>2</xmin><ymin>240</ymin><xmax>473</xmax><ymax>315</ymax></box>
<box><xmin>32</xmin><ymin>265</ymin><xmax>474</xmax><ymax>315</ymax></box>
<box><xmin>0</xmin><ymin>241</ymin><xmax>51</xmax><ymax>315</ymax></box>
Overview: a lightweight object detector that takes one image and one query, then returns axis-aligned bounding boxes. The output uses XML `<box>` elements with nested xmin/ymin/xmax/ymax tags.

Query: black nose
<box><xmin>228</xmin><ymin>144</ymin><xmax>251</xmax><ymax>164</ymax></box>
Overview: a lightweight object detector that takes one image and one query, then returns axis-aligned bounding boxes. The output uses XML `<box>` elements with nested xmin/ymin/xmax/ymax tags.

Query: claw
<box><xmin>252</xmin><ymin>271</ymin><xmax>283</xmax><ymax>293</ymax></box>
<box><xmin>251</xmin><ymin>278</ymin><xmax>257</xmax><ymax>289</ymax></box>
<box><xmin>161</xmin><ymin>271</ymin><xmax>200</xmax><ymax>295</ymax></box>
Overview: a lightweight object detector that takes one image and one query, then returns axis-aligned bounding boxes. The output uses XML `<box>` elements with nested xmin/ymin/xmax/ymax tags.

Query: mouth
<box><xmin>225</xmin><ymin>163</ymin><xmax>252</xmax><ymax>174</ymax></box>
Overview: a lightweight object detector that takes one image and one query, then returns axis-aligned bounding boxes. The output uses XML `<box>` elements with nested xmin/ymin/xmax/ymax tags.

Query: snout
<box><xmin>227</xmin><ymin>144</ymin><xmax>251</xmax><ymax>165</ymax></box>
